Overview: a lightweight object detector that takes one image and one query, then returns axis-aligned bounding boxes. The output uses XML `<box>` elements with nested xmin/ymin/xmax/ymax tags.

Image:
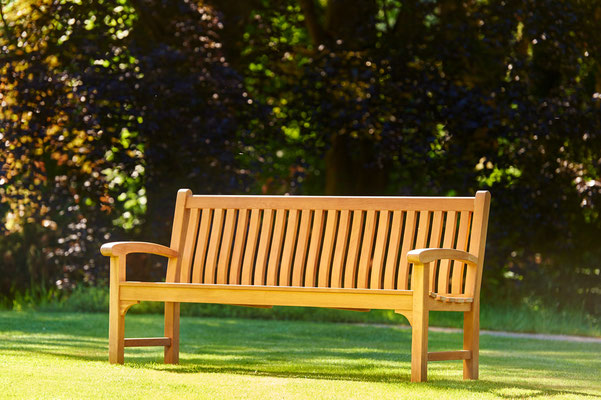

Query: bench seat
<box><xmin>120</xmin><ymin>282</ymin><xmax>473</xmax><ymax>312</ymax></box>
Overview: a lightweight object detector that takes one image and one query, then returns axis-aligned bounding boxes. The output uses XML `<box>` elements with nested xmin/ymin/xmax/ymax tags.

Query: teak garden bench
<box><xmin>101</xmin><ymin>189</ymin><xmax>491</xmax><ymax>382</ymax></box>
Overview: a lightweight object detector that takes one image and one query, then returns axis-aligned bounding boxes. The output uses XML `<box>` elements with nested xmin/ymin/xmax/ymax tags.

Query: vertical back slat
<box><xmin>204</xmin><ymin>208</ymin><xmax>224</xmax><ymax>284</ymax></box>
<box><xmin>428</xmin><ymin>211</ymin><xmax>444</xmax><ymax>292</ymax></box>
<box><xmin>370</xmin><ymin>211</ymin><xmax>390</xmax><ymax>289</ymax></box>
<box><xmin>464</xmin><ymin>191</ymin><xmax>491</xmax><ymax>297</ymax></box>
<box><xmin>451</xmin><ymin>211</ymin><xmax>472</xmax><ymax>294</ymax></box>
<box><xmin>438</xmin><ymin>211</ymin><xmax>458</xmax><ymax>293</ymax></box>
<box><xmin>179</xmin><ymin>208</ymin><xmax>200</xmax><ymax>283</ymax></box>
<box><xmin>383</xmin><ymin>211</ymin><xmax>403</xmax><ymax>289</ymax></box>
<box><xmin>191</xmin><ymin>208</ymin><xmax>213</xmax><ymax>284</ymax></box>
<box><xmin>229</xmin><ymin>209</ymin><xmax>249</xmax><ymax>284</ymax></box>
<box><xmin>357</xmin><ymin>210</ymin><xmax>377</xmax><ymax>289</ymax></box>
<box><xmin>240</xmin><ymin>209</ymin><xmax>261</xmax><ymax>285</ymax></box>
<box><xmin>305</xmin><ymin>210</ymin><xmax>325</xmax><ymax>287</ymax></box>
<box><xmin>166</xmin><ymin>189</ymin><xmax>192</xmax><ymax>283</ymax></box>
<box><xmin>397</xmin><ymin>211</ymin><xmax>417</xmax><ymax>290</ymax></box>
<box><xmin>279</xmin><ymin>209</ymin><xmax>300</xmax><ymax>286</ymax></box>
<box><xmin>330</xmin><ymin>210</ymin><xmax>351</xmax><ymax>288</ymax></box>
<box><xmin>291</xmin><ymin>210</ymin><xmax>311</xmax><ymax>286</ymax></box>
<box><xmin>344</xmin><ymin>210</ymin><xmax>364</xmax><ymax>288</ymax></box>
<box><xmin>266</xmin><ymin>210</ymin><xmax>287</xmax><ymax>286</ymax></box>
<box><xmin>318</xmin><ymin>210</ymin><xmax>339</xmax><ymax>287</ymax></box>
<box><xmin>216</xmin><ymin>209</ymin><xmax>236</xmax><ymax>284</ymax></box>
<box><xmin>410</xmin><ymin>211</ymin><xmax>432</xmax><ymax>290</ymax></box>
<box><xmin>415</xmin><ymin>211</ymin><xmax>432</xmax><ymax>250</ymax></box>
<box><xmin>254</xmin><ymin>209</ymin><xmax>274</xmax><ymax>285</ymax></box>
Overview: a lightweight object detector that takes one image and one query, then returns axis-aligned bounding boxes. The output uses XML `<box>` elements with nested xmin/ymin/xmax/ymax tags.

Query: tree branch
<box><xmin>298</xmin><ymin>0</ymin><xmax>328</xmax><ymax>46</ymax></box>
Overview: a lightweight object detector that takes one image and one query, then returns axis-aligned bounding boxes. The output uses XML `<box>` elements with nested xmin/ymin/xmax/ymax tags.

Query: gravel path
<box><xmin>360</xmin><ymin>323</ymin><xmax>601</xmax><ymax>344</ymax></box>
<box><xmin>431</xmin><ymin>326</ymin><xmax>601</xmax><ymax>344</ymax></box>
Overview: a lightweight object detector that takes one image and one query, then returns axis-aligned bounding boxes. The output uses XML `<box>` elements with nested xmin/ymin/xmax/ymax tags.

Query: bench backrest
<box><xmin>166</xmin><ymin>191</ymin><xmax>490</xmax><ymax>297</ymax></box>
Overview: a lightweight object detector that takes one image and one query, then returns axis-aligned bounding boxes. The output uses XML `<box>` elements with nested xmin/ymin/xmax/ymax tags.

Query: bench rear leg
<box><xmin>463</xmin><ymin>308</ymin><xmax>479</xmax><ymax>379</ymax></box>
<box><xmin>164</xmin><ymin>302</ymin><xmax>180</xmax><ymax>364</ymax></box>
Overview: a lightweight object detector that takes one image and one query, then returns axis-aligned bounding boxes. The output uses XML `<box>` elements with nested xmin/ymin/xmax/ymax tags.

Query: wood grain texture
<box><xmin>451</xmin><ymin>211</ymin><xmax>472</xmax><ymax>294</ymax></box>
<box><xmin>188</xmin><ymin>195</ymin><xmax>475</xmax><ymax>211</ymax></box>
<box><xmin>124</xmin><ymin>337</ymin><xmax>171</xmax><ymax>347</ymax></box>
<box><xmin>191</xmin><ymin>209</ymin><xmax>213</xmax><ymax>284</ymax></box>
<box><xmin>204</xmin><ymin>208</ymin><xmax>224</xmax><ymax>284</ymax></box>
<box><xmin>344</xmin><ymin>211</ymin><xmax>364</xmax><ymax>288</ymax></box>
<box><xmin>229</xmin><ymin>209</ymin><xmax>249</xmax><ymax>284</ymax></box>
<box><xmin>108</xmin><ymin>256</ymin><xmax>125</xmax><ymax>364</ymax></box>
<box><xmin>465</xmin><ymin>191</ymin><xmax>492</xmax><ymax>298</ymax></box>
<box><xmin>216</xmin><ymin>209</ymin><xmax>236</xmax><ymax>284</ymax></box>
<box><xmin>411</xmin><ymin>260</ymin><xmax>429</xmax><ymax>382</ymax></box>
<box><xmin>164</xmin><ymin>302</ymin><xmax>179</xmax><ymax>364</ymax></box>
<box><xmin>266</xmin><ymin>210</ymin><xmax>287</xmax><ymax>286</ymax></box>
<box><xmin>279</xmin><ymin>210</ymin><xmax>299</xmax><ymax>286</ymax></box>
<box><xmin>383</xmin><ymin>211</ymin><xmax>403</xmax><ymax>289</ymax></box>
<box><xmin>120</xmin><ymin>282</ymin><xmax>413</xmax><ymax>310</ymax></box>
<box><xmin>428</xmin><ymin>211</ymin><xmax>444</xmax><ymax>292</ymax></box>
<box><xmin>370</xmin><ymin>211</ymin><xmax>390</xmax><ymax>289</ymax></box>
<box><xmin>305</xmin><ymin>210</ymin><xmax>325</xmax><ymax>287</ymax></box>
<box><xmin>318</xmin><ymin>210</ymin><xmax>339</xmax><ymax>287</ymax></box>
<box><xmin>357</xmin><ymin>210</ymin><xmax>377</xmax><ymax>289</ymax></box>
<box><xmin>179</xmin><ymin>208</ymin><xmax>200</xmax><ymax>283</ymax></box>
<box><xmin>241</xmin><ymin>210</ymin><xmax>261</xmax><ymax>285</ymax></box>
<box><xmin>397</xmin><ymin>211</ymin><xmax>417</xmax><ymax>290</ymax></box>
<box><xmin>428</xmin><ymin>350</ymin><xmax>471</xmax><ymax>361</ymax></box>
<box><xmin>291</xmin><ymin>210</ymin><xmax>311</xmax><ymax>286</ymax></box>
<box><xmin>254</xmin><ymin>209</ymin><xmax>274</xmax><ymax>285</ymax></box>
<box><xmin>101</xmin><ymin>241</ymin><xmax>178</xmax><ymax>258</ymax></box>
<box><xmin>407</xmin><ymin>248</ymin><xmax>478</xmax><ymax>266</ymax></box>
<box><xmin>166</xmin><ymin>189</ymin><xmax>192</xmax><ymax>283</ymax></box>
<box><xmin>330</xmin><ymin>210</ymin><xmax>350</xmax><ymax>288</ymax></box>
<box><xmin>437</xmin><ymin>211</ymin><xmax>457</xmax><ymax>294</ymax></box>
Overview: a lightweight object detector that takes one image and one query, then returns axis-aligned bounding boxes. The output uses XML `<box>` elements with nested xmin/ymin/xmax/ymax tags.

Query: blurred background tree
<box><xmin>1</xmin><ymin>0</ymin><xmax>600</xmax><ymax>315</ymax></box>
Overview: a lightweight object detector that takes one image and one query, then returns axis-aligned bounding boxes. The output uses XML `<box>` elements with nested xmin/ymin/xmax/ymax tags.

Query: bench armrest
<box><xmin>100</xmin><ymin>241</ymin><xmax>178</xmax><ymax>258</ymax></box>
<box><xmin>407</xmin><ymin>248</ymin><xmax>478</xmax><ymax>266</ymax></box>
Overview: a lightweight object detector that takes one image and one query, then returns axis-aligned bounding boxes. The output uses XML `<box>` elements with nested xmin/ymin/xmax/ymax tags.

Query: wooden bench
<box><xmin>100</xmin><ymin>189</ymin><xmax>491</xmax><ymax>382</ymax></box>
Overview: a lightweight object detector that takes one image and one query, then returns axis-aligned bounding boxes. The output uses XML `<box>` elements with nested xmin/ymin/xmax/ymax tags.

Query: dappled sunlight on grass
<box><xmin>1</xmin><ymin>311</ymin><xmax>600</xmax><ymax>399</ymax></box>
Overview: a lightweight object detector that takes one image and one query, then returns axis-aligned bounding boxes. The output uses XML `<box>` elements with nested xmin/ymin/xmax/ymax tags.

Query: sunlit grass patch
<box><xmin>1</xmin><ymin>311</ymin><xmax>600</xmax><ymax>399</ymax></box>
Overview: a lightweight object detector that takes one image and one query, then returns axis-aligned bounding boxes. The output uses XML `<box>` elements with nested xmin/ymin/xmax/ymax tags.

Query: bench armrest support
<box><xmin>407</xmin><ymin>248</ymin><xmax>477</xmax><ymax>266</ymax></box>
<box><xmin>101</xmin><ymin>241</ymin><xmax>178</xmax><ymax>259</ymax></box>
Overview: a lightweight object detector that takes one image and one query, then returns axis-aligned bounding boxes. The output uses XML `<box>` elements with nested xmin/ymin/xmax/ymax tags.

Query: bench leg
<box><xmin>411</xmin><ymin>309</ymin><xmax>429</xmax><ymax>382</ymax></box>
<box><xmin>164</xmin><ymin>302</ymin><xmax>180</xmax><ymax>364</ymax></box>
<box><xmin>109</xmin><ymin>256</ymin><xmax>124</xmax><ymax>364</ymax></box>
<box><xmin>463</xmin><ymin>308</ymin><xmax>479</xmax><ymax>379</ymax></box>
<box><xmin>108</xmin><ymin>304</ymin><xmax>124</xmax><ymax>364</ymax></box>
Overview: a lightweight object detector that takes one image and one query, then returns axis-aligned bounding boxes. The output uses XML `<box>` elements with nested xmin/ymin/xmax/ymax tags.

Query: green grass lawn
<box><xmin>1</xmin><ymin>311</ymin><xmax>599</xmax><ymax>399</ymax></box>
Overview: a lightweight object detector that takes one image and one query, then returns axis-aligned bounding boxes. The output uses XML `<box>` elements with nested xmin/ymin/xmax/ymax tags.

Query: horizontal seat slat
<box><xmin>120</xmin><ymin>281</ymin><xmax>413</xmax><ymax>311</ymax></box>
<box><xmin>186</xmin><ymin>196</ymin><xmax>475</xmax><ymax>211</ymax></box>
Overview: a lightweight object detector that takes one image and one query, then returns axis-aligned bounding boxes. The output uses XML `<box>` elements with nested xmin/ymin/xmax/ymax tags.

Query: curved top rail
<box><xmin>186</xmin><ymin>195</ymin><xmax>476</xmax><ymax>211</ymax></box>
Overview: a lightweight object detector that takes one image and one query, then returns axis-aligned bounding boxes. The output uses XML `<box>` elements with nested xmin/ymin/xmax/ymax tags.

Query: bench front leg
<box><xmin>411</xmin><ymin>261</ymin><xmax>430</xmax><ymax>382</ymax></box>
<box><xmin>109</xmin><ymin>256</ymin><xmax>126</xmax><ymax>364</ymax></box>
<box><xmin>164</xmin><ymin>302</ymin><xmax>180</xmax><ymax>364</ymax></box>
<box><xmin>463</xmin><ymin>305</ymin><xmax>479</xmax><ymax>379</ymax></box>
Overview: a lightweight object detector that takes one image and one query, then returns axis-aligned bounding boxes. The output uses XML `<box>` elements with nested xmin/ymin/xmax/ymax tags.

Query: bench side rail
<box><xmin>166</xmin><ymin>191</ymin><xmax>489</xmax><ymax>297</ymax></box>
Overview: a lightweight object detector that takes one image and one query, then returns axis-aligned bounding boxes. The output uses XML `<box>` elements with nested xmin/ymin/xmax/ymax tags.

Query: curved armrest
<box><xmin>407</xmin><ymin>248</ymin><xmax>478</xmax><ymax>266</ymax></box>
<box><xmin>100</xmin><ymin>241</ymin><xmax>178</xmax><ymax>258</ymax></box>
